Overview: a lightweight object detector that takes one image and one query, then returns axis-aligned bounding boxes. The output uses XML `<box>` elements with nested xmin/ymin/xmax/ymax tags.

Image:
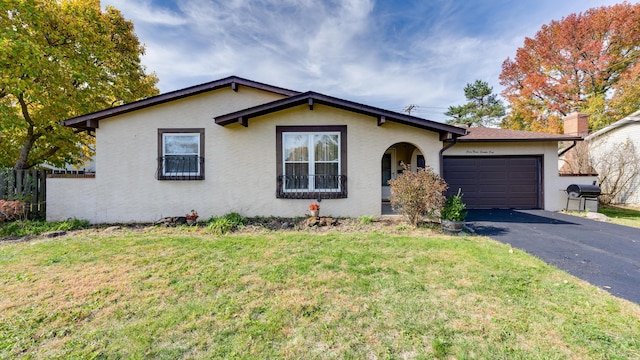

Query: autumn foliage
<box><xmin>0</xmin><ymin>0</ymin><xmax>159</xmax><ymax>169</ymax></box>
<box><xmin>0</xmin><ymin>200</ymin><xmax>26</xmax><ymax>223</ymax></box>
<box><xmin>389</xmin><ymin>166</ymin><xmax>447</xmax><ymax>226</ymax></box>
<box><xmin>499</xmin><ymin>3</ymin><xmax>640</xmax><ymax>133</ymax></box>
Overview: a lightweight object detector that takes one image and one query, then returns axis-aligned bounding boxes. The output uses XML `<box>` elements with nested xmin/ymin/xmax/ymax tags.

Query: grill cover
<box><xmin>567</xmin><ymin>184</ymin><xmax>601</xmax><ymax>198</ymax></box>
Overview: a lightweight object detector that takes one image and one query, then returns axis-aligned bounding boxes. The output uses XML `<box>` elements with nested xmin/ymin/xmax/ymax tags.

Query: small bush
<box><xmin>441</xmin><ymin>189</ymin><xmax>467</xmax><ymax>221</ymax></box>
<box><xmin>207</xmin><ymin>212</ymin><xmax>247</xmax><ymax>235</ymax></box>
<box><xmin>224</xmin><ymin>212</ymin><xmax>247</xmax><ymax>227</ymax></box>
<box><xmin>359</xmin><ymin>215</ymin><xmax>376</xmax><ymax>225</ymax></box>
<box><xmin>0</xmin><ymin>200</ymin><xmax>26</xmax><ymax>223</ymax></box>
<box><xmin>389</xmin><ymin>165</ymin><xmax>447</xmax><ymax>226</ymax></box>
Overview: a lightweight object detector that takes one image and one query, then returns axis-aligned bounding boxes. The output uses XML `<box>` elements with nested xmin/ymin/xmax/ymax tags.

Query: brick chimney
<box><xmin>563</xmin><ymin>112</ymin><xmax>589</xmax><ymax>136</ymax></box>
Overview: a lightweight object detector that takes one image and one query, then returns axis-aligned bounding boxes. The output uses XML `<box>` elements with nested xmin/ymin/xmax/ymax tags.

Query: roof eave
<box><xmin>215</xmin><ymin>92</ymin><xmax>467</xmax><ymax>136</ymax></box>
<box><xmin>63</xmin><ymin>76</ymin><xmax>300</xmax><ymax>130</ymax></box>
<box><xmin>586</xmin><ymin>111</ymin><xmax>640</xmax><ymax>140</ymax></box>
<box><xmin>453</xmin><ymin>136</ymin><xmax>584</xmax><ymax>143</ymax></box>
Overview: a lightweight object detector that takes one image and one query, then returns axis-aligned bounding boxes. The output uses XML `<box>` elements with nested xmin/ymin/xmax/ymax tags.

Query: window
<box><xmin>276</xmin><ymin>126</ymin><xmax>347</xmax><ymax>199</ymax></box>
<box><xmin>157</xmin><ymin>128</ymin><xmax>204</xmax><ymax>180</ymax></box>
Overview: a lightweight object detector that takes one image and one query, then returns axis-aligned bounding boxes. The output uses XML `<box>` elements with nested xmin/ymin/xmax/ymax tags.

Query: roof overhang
<box><xmin>454</xmin><ymin>136</ymin><xmax>584</xmax><ymax>143</ymax></box>
<box><xmin>214</xmin><ymin>91</ymin><xmax>467</xmax><ymax>138</ymax></box>
<box><xmin>62</xmin><ymin>76</ymin><xmax>300</xmax><ymax>131</ymax></box>
<box><xmin>451</xmin><ymin>127</ymin><xmax>584</xmax><ymax>143</ymax></box>
<box><xmin>585</xmin><ymin>109</ymin><xmax>640</xmax><ymax>141</ymax></box>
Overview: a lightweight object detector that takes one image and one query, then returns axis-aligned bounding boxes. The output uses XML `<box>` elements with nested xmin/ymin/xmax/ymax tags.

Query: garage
<box><xmin>443</xmin><ymin>156</ymin><xmax>542</xmax><ymax>209</ymax></box>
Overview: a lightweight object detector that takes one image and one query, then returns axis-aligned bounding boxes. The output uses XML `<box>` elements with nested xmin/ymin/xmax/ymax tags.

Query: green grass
<box><xmin>1</xmin><ymin>228</ymin><xmax>639</xmax><ymax>359</ymax></box>
<box><xmin>0</xmin><ymin>218</ymin><xmax>89</xmax><ymax>237</ymax></box>
<box><xmin>599</xmin><ymin>205</ymin><xmax>640</xmax><ymax>228</ymax></box>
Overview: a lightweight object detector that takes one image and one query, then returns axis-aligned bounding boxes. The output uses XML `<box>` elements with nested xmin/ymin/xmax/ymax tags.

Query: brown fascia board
<box><xmin>453</xmin><ymin>135</ymin><xmax>584</xmax><ymax>143</ymax></box>
<box><xmin>215</xmin><ymin>91</ymin><xmax>467</xmax><ymax>136</ymax></box>
<box><xmin>62</xmin><ymin>76</ymin><xmax>300</xmax><ymax>130</ymax></box>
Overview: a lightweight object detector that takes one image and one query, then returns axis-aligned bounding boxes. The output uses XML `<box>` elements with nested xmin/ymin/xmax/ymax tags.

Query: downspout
<box><xmin>439</xmin><ymin>136</ymin><xmax>458</xmax><ymax>178</ymax></box>
<box><xmin>558</xmin><ymin>140</ymin><xmax>577</xmax><ymax>157</ymax></box>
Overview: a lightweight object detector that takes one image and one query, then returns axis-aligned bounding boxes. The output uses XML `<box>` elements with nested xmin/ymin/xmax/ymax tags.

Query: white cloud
<box><xmin>102</xmin><ymin>0</ymin><xmax>631</xmax><ymax>121</ymax></box>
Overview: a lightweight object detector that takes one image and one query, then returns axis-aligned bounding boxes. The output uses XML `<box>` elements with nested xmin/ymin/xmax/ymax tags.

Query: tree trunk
<box><xmin>14</xmin><ymin>93</ymin><xmax>38</xmax><ymax>170</ymax></box>
<box><xmin>13</xmin><ymin>134</ymin><xmax>37</xmax><ymax>170</ymax></box>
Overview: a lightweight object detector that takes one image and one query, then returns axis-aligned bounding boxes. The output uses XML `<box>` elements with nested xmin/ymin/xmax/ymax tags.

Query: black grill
<box><xmin>566</xmin><ymin>184</ymin><xmax>601</xmax><ymax>198</ymax></box>
<box><xmin>566</xmin><ymin>183</ymin><xmax>601</xmax><ymax>211</ymax></box>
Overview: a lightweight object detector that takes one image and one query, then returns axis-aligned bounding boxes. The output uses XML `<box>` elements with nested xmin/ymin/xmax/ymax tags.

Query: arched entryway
<box><xmin>381</xmin><ymin>142</ymin><xmax>425</xmax><ymax>214</ymax></box>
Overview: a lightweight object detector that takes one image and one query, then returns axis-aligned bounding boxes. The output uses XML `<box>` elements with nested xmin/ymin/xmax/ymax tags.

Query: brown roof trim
<box><xmin>63</xmin><ymin>76</ymin><xmax>300</xmax><ymax>130</ymax></box>
<box><xmin>455</xmin><ymin>137</ymin><xmax>584</xmax><ymax>143</ymax></box>
<box><xmin>215</xmin><ymin>91</ymin><xmax>467</xmax><ymax>136</ymax></box>
<box><xmin>453</xmin><ymin>127</ymin><xmax>583</xmax><ymax>142</ymax></box>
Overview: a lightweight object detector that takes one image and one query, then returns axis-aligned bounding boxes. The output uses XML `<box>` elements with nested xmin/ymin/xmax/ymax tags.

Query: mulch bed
<box><xmin>2</xmin><ymin>216</ymin><xmax>449</xmax><ymax>244</ymax></box>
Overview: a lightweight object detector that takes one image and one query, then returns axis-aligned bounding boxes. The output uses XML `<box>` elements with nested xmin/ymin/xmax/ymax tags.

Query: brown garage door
<box><xmin>443</xmin><ymin>156</ymin><xmax>542</xmax><ymax>209</ymax></box>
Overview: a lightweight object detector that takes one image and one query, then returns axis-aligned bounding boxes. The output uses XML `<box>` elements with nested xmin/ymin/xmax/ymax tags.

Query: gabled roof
<box><xmin>586</xmin><ymin>109</ymin><xmax>640</xmax><ymax>140</ymax></box>
<box><xmin>455</xmin><ymin>127</ymin><xmax>583</xmax><ymax>142</ymax></box>
<box><xmin>214</xmin><ymin>91</ymin><xmax>467</xmax><ymax>137</ymax></box>
<box><xmin>63</xmin><ymin>76</ymin><xmax>300</xmax><ymax>131</ymax></box>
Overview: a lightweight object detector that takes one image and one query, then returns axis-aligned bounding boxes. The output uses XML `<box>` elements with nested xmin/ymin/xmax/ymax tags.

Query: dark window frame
<box><xmin>157</xmin><ymin>128</ymin><xmax>205</xmax><ymax>180</ymax></box>
<box><xmin>276</xmin><ymin>125</ymin><xmax>347</xmax><ymax>199</ymax></box>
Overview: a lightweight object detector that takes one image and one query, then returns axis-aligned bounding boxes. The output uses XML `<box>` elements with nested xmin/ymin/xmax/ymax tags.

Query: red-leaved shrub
<box><xmin>389</xmin><ymin>166</ymin><xmax>448</xmax><ymax>226</ymax></box>
<box><xmin>0</xmin><ymin>200</ymin><xmax>26</xmax><ymax>222</ymax></box>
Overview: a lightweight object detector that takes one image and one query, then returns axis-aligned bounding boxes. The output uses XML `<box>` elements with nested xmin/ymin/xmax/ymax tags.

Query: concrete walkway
<box><xmin>466</xmin><ymin>209</ymin><xmax>640</xmax><ymax>305</ymax></box>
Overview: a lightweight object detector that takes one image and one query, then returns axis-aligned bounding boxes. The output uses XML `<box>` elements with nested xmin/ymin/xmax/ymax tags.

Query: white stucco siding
<box><xmin>49</xmin><ymin>87</ymin><xmax>287</xmax><ymax>223</ymax></box>
<box><xmin>221</xmin><ymin>105</ymin><xmax>443</xmax><ymax>218</ymax></box>
<box><xmin>95</xmin><ymin>87</ymin><xmax>289</xmax><ymax>223</ymax></box>
<box><xmin>49</xmin><ymin>86</ymin><xmax>445</xmax><ymax>223</ymax></box>
<box><xmin>46</xmin><ymin>177</ymin><xmax>97</xmax><ymax>222</ymax></box>
<box><xmin>588</xmin><ymin>124</ymin><xmax>640</xmax><ymax>205</ymax></box>
<box><xmin>442</xmin><ymin>142</ymin><xmax>573</xmax><ymax>211</ymax></box>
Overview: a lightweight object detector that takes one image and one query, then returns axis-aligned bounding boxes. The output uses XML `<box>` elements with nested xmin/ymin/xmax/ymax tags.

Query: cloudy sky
<box><xmin>102</xmin><ymin>0</ymin><xmax>627</xmax><ymax>121</ymax></box>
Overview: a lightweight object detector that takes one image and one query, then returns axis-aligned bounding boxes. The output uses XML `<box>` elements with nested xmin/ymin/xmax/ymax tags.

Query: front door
<box><xmin>381</xmin><ymin>149</ymin><xmax>396</xmax><ymax>200</ymax></box>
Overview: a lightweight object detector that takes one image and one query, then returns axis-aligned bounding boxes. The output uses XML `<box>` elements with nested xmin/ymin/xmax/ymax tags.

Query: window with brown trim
<box><xmin>276</xmin><ymin>125</ymin><xmax>347</xmax><ymax>199</ymax></box>
<box><xmin>157</xmin><ymin>128</ymin><xmax>205</xmax><ymax>180</ymax></box>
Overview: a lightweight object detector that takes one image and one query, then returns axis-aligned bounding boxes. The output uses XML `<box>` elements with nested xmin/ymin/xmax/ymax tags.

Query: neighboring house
<box><xmin>47</xmin><ymin>76</ymin><xmax>589</xmax><ymax>223</ymax></box>
<box><xmin>585</xmin><ymin>110</ymin><xmax>640</xmax><ymax>206</ymax></box>
<box><xmin>40</xmin><ymin>152</ymin><xmax>96</xmax><ymax>174</ymax></box>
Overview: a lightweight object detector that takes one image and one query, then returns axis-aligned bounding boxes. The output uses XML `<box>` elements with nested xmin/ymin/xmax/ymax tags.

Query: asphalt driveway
<box><xmin>466</xmin><ymin>209</ymin><xmax>640</xmax><ymax>304</ymax></box>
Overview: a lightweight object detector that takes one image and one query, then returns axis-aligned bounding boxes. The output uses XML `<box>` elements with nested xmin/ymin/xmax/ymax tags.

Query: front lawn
<box><xmin>1</xmin><ymin>227</ymin><xmax>639</xmax><ymax>359</ymax></box>
<box><xmin>599</xmin><ymin>205</ymin><xmax>640</xmax><ymax>228</ymax></box>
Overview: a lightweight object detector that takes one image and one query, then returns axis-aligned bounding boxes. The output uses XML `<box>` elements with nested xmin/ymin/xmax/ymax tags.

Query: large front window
<box><xmin>157</xmin><ymin>128</ymin><xmax>204</xmax><ymax>180</ymax></box>
<box><xmin>276</xmin><ymin>126</ymin><xmax>347</xmax><ymax>199</ymax></box>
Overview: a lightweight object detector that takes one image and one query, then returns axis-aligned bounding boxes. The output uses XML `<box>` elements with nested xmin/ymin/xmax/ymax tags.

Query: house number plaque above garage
<box><xmin>465</xmin><ymin>150</ymin><xmax>495</xmax><ymax>154</ymax></box>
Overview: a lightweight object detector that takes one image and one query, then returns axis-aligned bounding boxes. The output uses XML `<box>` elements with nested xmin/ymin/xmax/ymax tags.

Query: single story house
<box><xmin>585</xmin><ymin>109</ymin><xmax>640</xmax><ymax>206</ymax></box>
<box><xmin>47</xmin><ymin>76</ymin><xmax>591</xmax><ymax>223</ymax></box>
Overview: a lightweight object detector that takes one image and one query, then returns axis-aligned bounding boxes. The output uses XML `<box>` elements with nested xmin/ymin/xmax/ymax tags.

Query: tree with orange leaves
<box><xmin>499</xmin><ymin>3</ymin><xmax>640</xmax><ymax>133</ymax></box>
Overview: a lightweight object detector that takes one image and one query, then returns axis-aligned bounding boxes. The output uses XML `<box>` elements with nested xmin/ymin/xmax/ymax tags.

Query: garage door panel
<box><xmin>510</xmin><ymin>184</ymin><xmax>538</xmax><ymax>192</ymax></box>
<box><xmin>482</xmin><ymin>185</ymin><xmax>508</xmax><ymax>192</ymax></box>
<box><xmin>443</xmin><ymin>156</ymin><xmax>541</xmax><ymax>209</ymax></box>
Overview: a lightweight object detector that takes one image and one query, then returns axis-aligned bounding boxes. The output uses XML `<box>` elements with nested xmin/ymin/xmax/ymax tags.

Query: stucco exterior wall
<box><xmin>442</xmin><ymin>142</ymin><xmax>575</xmax><ymax>211</ymax></box>
<box><xmin>47</xmin><ymin>177</ymin><xmax>97</xmax><ymax>222</ymax></box>
<box><xmin>48</xmin><ymin>86</ymin><xmax>444</xmax><ymax>223</ymax></box>
<box><xmin>588</xmin><ymin>124</ymin><xmax>640</xmax><ymax>205</ymax></box>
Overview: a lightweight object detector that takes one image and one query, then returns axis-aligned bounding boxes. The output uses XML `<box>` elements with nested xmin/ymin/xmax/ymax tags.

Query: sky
<box><xmin>101</xmin><ymin>0</ymin><xmax>630</xmax><ymax>122</ymax></box>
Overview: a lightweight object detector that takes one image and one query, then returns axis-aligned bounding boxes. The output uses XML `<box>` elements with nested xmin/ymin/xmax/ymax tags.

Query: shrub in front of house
<box><xmin>0</xmin><ymin>200</ymin><xmax>26</xmax><ymax>223</ymax></box>
<box><xmin>207</xmin><ymin>212</ymin><xmax>247</xmax><ymax>234</ymax></box>
<box><xmin>389</xmin><ymin>166</ymin><xmax>447</xmax><ymax>226</ymax></box>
